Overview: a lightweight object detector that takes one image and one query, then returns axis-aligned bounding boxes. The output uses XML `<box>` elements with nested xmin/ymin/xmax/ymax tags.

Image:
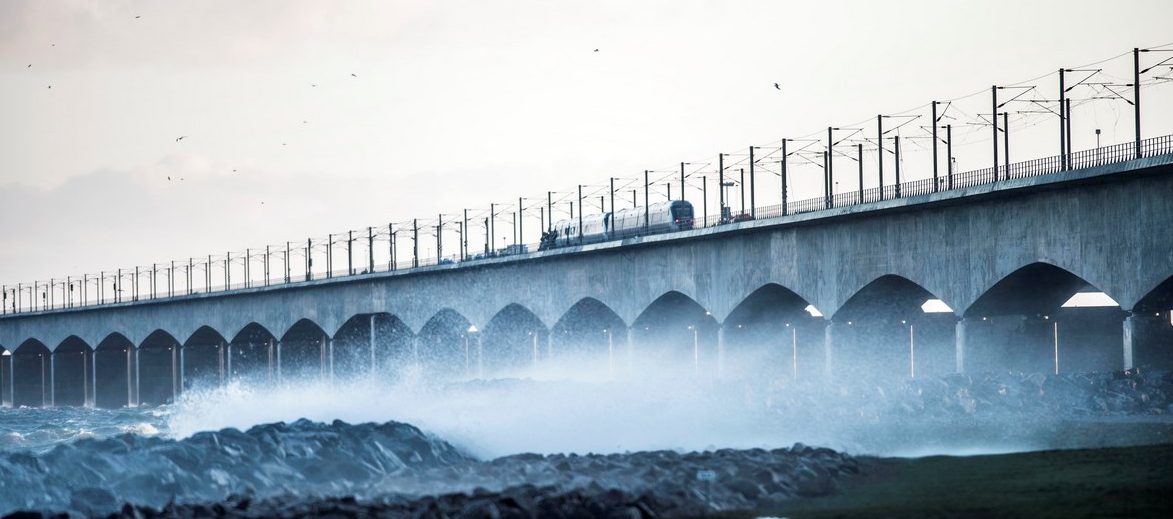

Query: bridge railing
<box><xmin>3</xmin><ymin>134</ymin><xmax>1173</xmax><ymax>317</ymax></box>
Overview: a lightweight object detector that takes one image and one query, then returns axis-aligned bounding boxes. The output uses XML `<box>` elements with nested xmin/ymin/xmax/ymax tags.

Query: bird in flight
<box><xmin>47</xmin><ymin>85</ymin><xmax>52</xmax><ymax>89</ymax></box>
<box><xmin>167</xmin><ymin>176</ymin><xmax>171</xmax><ymax>181</ymax></box>
<box><xmin>350</xmin><ymin>73</ymin><xmax>357</xmax><ymax>77</ymax></box>
<box><xmin>774</xmin><ymin>83</ymin><xmax>781</xmax><ymax>90</ymax></box>
<box><xmin>135</xmin><ymin>15</ymin><xmax>141</xmax><ymax>19</ymax></box>
<box><xmin>594</xmin><ymin>49</ymin><xmax>599</xmax><ymax>52</ymax></box>
<box><xmin>311</xmin><ymin>83</ymin><xmax>317</xmax><ymax>87</ymax></box>
<box><xmin>175</xmin><ymin>136</ymin><xmax>187</xmax><ymax>142</ymax></box>
<box><xmin>27</xmin><ymin>64</ymin><xmax>31</xmax><ymax>68</ymax></box>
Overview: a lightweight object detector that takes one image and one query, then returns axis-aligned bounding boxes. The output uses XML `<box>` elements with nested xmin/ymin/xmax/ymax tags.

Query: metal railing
<box><xmin>3</xmin><ymin>135</ymin><xmax>1172</xmax><ymax>317</ymax></box>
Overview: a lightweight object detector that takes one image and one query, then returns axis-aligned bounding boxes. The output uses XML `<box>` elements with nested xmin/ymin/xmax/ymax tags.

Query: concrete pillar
<box><xmin>7</xmin><ymin>355</ymin><xmax>14</xmax><ymax>407</ymax></box>
<box><xmin>276</xmin><ymin>340</ymin><xmax>283</xmax><ymax>384</ymax></box>
<box><xmin>134</xmin><ymin>347</ymin><xmax>141</xmax><ymax>406</ymax></box>
<box><xmin>328</xmin><ymin>338</ymin><xmax>335</xmax><ymax>383</ymax></box>
<box><xmin>823</xmin><ymin>319</ymin><xmax>836</xmax><ymax>378</ymax></box>
<box><xmin>49</xmin><ymin>352</ymin><xmax>55</xmax><ymax>407</ymax></box>
<box><xmin>626</xmin><ymin>325</ymin><xmax>636</xmax><ymax>371</ymax></box>
<box><xmin>90</xmin><ymin>349</ymin><xmax>97</xmax><ymax>407</ymax></box>
<box><xmin>547</xmin><ymin>332</ymin><xmax>556</xmax><ymax>362</ymax></box>
<box><xmin>412</xmin><ymin>336</ymin><xmax>420</xmax><ymax>366</ymax></box>
<box><xmin>368</xmin><ymin>315</ymin><xmax>377</xmax><ymax>376</ymax></box>
<box><xmin>476</xmin><ymin>333</ymin><xmax>484</xmax><ymax>379</ymax></box>
<box><xmin>171</xmin><ymin>346</ymin><xmax>177</xmax><ymax>401</ymax></box>
<box><xmin>225</xmin><ymin>344</ymin><xmax>232</xmax><ymax>383</ymax></box>
<box><xmin>125</xmin><ymin>347</ymin><xmax>133</xmax><ymax>406</ymax></box>
<box><xmin>266</xmin><ymin>339</ymin><xmax>274</xmax><ymax>383</ymax></box>
<box><xmin>178</xmin><ymin>346</ymin><xmax>185</xmax><ymax>396</ymax></box>
<box><xmin>319</xmin><ymin>336</ymin><xmax>326</xmax><ymax>379</ymax></box>
<box><xmin>531</xmin><ymin>333</ymin><xmax>539</xmax><ymax>372</ymax></box>
<box><xmin>954</xmin><ymin>317</ymin><xmax>969</xmax><ymax>374</ymax></box>
<box><xmin>716</xmin><ymin>325</ymin><xmax>726</xmax><ymax>379</ymax></box>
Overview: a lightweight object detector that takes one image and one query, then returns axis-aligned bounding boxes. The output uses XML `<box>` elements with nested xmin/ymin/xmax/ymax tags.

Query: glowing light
<box><xmin>920</xmin><ymin>299</ymin><xmax>953</xmax><ymax>313</ymax></box>
<box><xmin>467</xmin><ymin>325</ymin><xmax>478</xmax><ymax>333</ymax></box>
<box><xmin>804</xmin><ymin>305</ymin><xmax>823</xmax><ymax>317</ymax></box>
<box><xmin>1061</xmin><ymin>291</ymin><xmax>1119</xmax><ymax>308</ymax></box>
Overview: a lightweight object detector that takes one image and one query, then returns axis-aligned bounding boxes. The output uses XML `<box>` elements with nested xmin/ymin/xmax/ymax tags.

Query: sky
<box><xmin>2</xmin><ymin>0</ymin><xmax>1172</xmax><ymax>288</ymax></box>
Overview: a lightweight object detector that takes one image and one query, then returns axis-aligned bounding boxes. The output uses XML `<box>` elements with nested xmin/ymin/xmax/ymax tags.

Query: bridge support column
<box><xmin>626</xmin><ymin>326</ymin><xmax>636</xmax><ymax>371</ymax></box>
<box><xmin>328</xmin><ymin>338</ymin><xmax>335</xmax><ymax>384</ymax></box>
<box><xmin>275</xmin><ymin>340</ymin><xmax>283</xmax><ymax>384</ymax></box>
<box><xmin>955</xmin><ymin>317</ymin><xmax>969</xmax><ymax>374</ymax></box>
<box><xmin>476</xmin><ymin>333</ymin><xmax>484</xmax><ymax>379</ymax></box>
<box><xmin>822</xmin><ymin>319</ymin><xmax>836</xmax><ymax>378</ymax></box>
<box><xmin>48</xmin><ymin>352</ymin><xmax>55</xmax><ymax>407</ymax></box>
<box><xmin>547</xmin><ymin>332</ymin><xmax>556</xmax><ymax>363</ymax></box>
<box><xmin>134</xmin><ymin>347</ymin><xmax>141</xmax><ymax>406</ymax></box>
<box><xmin>369</xmin><ymin>315</ymin><xmax>377</xmax><ymax>377</ymax></box>
<box><xmin>171</xmin><ymin>346</ymin><xmax>178</xmax><ymax>401</ymax></box>
<box><xmin>178</xmin><ymin>346</ymin><xmax>185</xmax><ymax>396</ymax></box>
<box><xmin>1122</xmin><ymin>312</ymin><xmax>1160</xmax><ymax>370</ymax></box>
<box><xmin>224</xmin><ymin>343</ymin><xmax>232</xmax><ymax>384</ymax></box>
<box><xmin>266</xmin><ymin>339</ymin><xmax>274</xmax><ymax>384</ymax></box>
<box><xmin>716</xmin><ymin>325</ymin><xmax>725</xmax><ymax>379</ymax></box>
<box><xmin>412</xmin><ymin>336</ymin><xmax>420</xmax><ymax>366</ymax></box>
<box><xmin>319</xmin><ymin>336</ymin><xmax>326</xmax><ymax>379</ymax></box>
<box><xmin>89</xmin><ymin>350</ymin><xmax>97</xmax><ymax>407</ymax></box>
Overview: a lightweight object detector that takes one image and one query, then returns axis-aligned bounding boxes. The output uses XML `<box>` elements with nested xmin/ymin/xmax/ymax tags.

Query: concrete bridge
<box><xmin>3</xmin><ymin>147</ymin><xmax>1173</xmax><ymax>408</ymax></box>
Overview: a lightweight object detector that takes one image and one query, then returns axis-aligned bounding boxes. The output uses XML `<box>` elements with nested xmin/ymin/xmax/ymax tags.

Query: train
<box><xmin>539</xmin><ymin>200</ymin><xmax>695</xmax><ymax>250</ymax></box>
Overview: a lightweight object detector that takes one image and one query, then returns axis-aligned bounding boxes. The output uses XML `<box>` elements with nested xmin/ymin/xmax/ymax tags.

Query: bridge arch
<box><xmin>722</xmin><ymin>283</ymin><xmax>824</xmax><ymax>380</ymax></box>
<box><xmin>829</xmin><ymin>275</ymin><xmax>957</xmax><ymax>380</ymax></box>
<box><xmin>12</xmin><ymin>339</ymin><xmax>50</xmax><ymax>407</ymax></box>
<box><xmin>53</xmin><ymin>336</ymin><xmax>92</xmax><ymax>407</ymax></box>
<box><xmin>183</xmin><ymin>325</ymin><xmax>228</xmax><ymax>391</ymax></box>
<box><xmin>481</xmin><ymin>303</ymin><xmax>547</xmax><ymax>378</ymax></box>
<box><xmin>631</xmin><ymin>290</ymin><xmax>719</xmax><ymax>375</ymax></box>
<box><xmin>961</xmin><ymin>262</ymin><xmax>1125</xmax><ymax>374</ymax></box>
<box><xmin>138</xmin><ymin>330</ymin><xmax>181</xmax><ymax>406</ymax></box>
<box><xmin>94</xmin><ymin>333</ymin><xmax>134</xmax><ymax>408</ymax></box>
<box><xmin>229</xmin><ymin>322</ymin><xmax>278</xmax><ymax>384</ymax></box>
<box><xmin>549</xmin><ymin>297</ymin><xmax>627</xmax><ymax>377</ymax></box>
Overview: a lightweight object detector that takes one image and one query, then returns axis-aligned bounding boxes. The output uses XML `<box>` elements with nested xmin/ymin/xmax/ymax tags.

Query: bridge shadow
<box><xmin>631</xmin><ymin>291</ymin><xmax>718</xmax><ymax>376</ymax></box>
<box><xmin>183</xmin><ymin>326</ymin><xmax>227</xmax><ymax>391</ymax></box>
<box><xmin>230</xmin><ymin>323</ymin><xmax>277</xmax><ymax>385</ymax></box>
<box><xmin>94</xmin><ymin>333</ymin><xmax>133</xmax><ymax>408</ymax></box>
<box><xmin>53</xmin><ymin>336</ymin><xmax>91</xmax><ymax>407</ymax></box>
<box><xmin>723</xmin><ymin>284</ymin><xmax>825</xmax><ymax>381</ymax></box>
<box><xmin>550</xmin><ymin>298</ymin><xmax>627</xmax><ymax>376</ymax></box>
<box><xmin>333</xmin><ymin>313</ymin><xmax>415</xmax><ymax>381</ymax></box>
<box><xmin>964</xmin><ymin>262</ymin><xmax>1125</xmax><ymax>374</ymax></box>
<box><xmin>830</xmin><ymin>275</ymin><xmax>956</xmax><ymax>382</ymax></box>
<box><xmin>481</xmin><ymin>304</ymin><xmax>547</xmax><ymax>378</ymax></box>
<box><xmin>139</xmin><ymin>330</ymin><xmax>180</xmax><ymax>406</ymax></box>
<box><xmin>417</xmin><ymin>309</ymin><xmax>474</xmax><ymax>380</ymax></box>
<box><xmin>11</xmin><ymin>339</ymin><xmax>49</xmax><ymax>407</ymax></box>
<box><xmin>1133</xmin><ymin>275</ymin><xmax>1173</xmax><ymax>370</ymax></box>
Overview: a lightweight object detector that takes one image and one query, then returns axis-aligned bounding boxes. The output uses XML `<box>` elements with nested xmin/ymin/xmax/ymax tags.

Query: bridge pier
<box><xmin>1123</xmin><ymin>311</ymin><xmax>1173</xmax><ymax>370</ymax></box>
<box><xmin>476</xmin><ymin>332</ymin><xmax>484</xmax><ymax>378</ymax></box>
<box><xmin>48</xmin><ymin>352</ymin><xmax>55</xmax><ymax>407</ymax></box>
<box><xmin>275</xmin><ymin>340</ymin><xmax>282</xmax><ymax>383</ymax></box>
<box><xmin>955</xmin><ymin>317</ymin><xmax>969</xmax><ymax>373</ymax></box>
<box><xmin>369</xmin><ymin>315</ymin><xmax>377</xmax><ymax>376</ymax></box>
<box><xmin>626</xmin><ymin>326</ymin><xmax>635</xmax><ymax>371</ymax></box>
<box><xmin>224</xmin><ymin>343</ymin><xmax>232</xmax><ymax>383</ymax></box>
<box><xmin>716</xmin><ymin>325</ymin><xmax>725</xmax><ymax>379</ymax></box>
<box><xmin>822</xmin><ymin>319</ymin><xmax>836</xmax><ymax>378</ymax></box>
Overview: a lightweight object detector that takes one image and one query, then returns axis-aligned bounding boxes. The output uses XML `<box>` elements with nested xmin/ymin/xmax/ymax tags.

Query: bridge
<box><xmin>2</xmin><ymin>133</ymin><xmax>1172</xmax><ymax>408</ymax></box>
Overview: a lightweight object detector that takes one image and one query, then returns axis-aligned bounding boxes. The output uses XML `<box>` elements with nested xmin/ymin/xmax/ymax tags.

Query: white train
<box><xmin>540</xmin><ymin>200</ymin><xmax>695</xmax><ymax>250</ymax></box>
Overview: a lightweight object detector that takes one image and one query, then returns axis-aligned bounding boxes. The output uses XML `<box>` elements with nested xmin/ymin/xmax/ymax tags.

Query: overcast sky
<box><xmin>2</xmin><ymin>0</ymin><xmax>1172</xmax><ymax>286</ymax></box>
